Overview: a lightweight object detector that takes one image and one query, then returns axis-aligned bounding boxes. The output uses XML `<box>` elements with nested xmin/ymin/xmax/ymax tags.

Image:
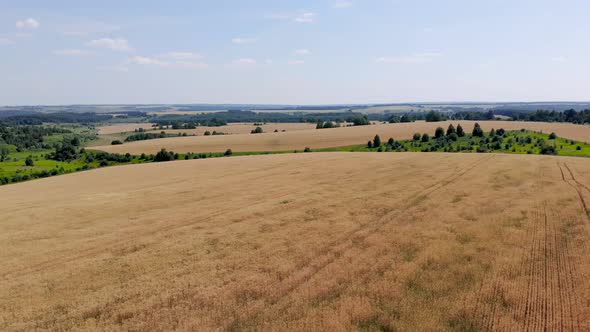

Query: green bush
<box><xmin>472</xmin><ymin>123</ymin><xmax>484</xmax><ymax>137</ymax></box>
<box><xmin>446</xmin><ymin>124</ymin><xmax>456</xmax><ymax>136</ymax></box>
<box><xmin>251</xmin><ymin>127</ymin><xmax>264</xmax><ymax>134</ymax></box>
<box><xmin>456</xmin><ymin>124</ymin><xmax>465</xmax><ymax>137</ymax></box>
<box><xmin>434</xmin><ymin>127</ymin><xmax>444</xmax><ymax>138</ymax></box>
<box><xmin>154</xmin><ymin>149</ymin><xmax>175</xmax><ymax>162</ymax></box>
<box><xmin>373</xmin><ymin>135</ymin><xmax>381</xmax><ymax>148</ymax></box>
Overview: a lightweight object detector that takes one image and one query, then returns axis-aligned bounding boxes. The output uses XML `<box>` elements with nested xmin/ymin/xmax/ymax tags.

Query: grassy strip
<box><xmin>1</xmin><ymin>130</ymin><xmax>589</xmax><ymax>186</ymax></box>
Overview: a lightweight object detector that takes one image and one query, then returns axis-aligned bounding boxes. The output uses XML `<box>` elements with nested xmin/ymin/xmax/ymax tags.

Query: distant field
<box><xmin>1</xmin><ymin>153</ymin><xmax>589</xmax><ymax>330</ymax></box>
<box><xmin>97</xmin><ymin>122</ymin><xmax>317</xmax><ymax>136</ymax></box>
<box><xmin>97</xmin><ymin>123</ymin><xmax>156</xmax><ymax>134</ymax></box>
<box><xmin>92</xmin><ymin>121</ymin><xmax>590</xmax><ymax>154</ymax></box>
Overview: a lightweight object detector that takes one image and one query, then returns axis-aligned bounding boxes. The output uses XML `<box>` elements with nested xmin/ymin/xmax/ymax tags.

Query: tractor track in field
<box><xmin>230</xmin><ymin>155</ymin><xmax>495</xmax><ymax>328</ymax></box>
<box><xmin>559</xmin><ymin>162</ymin><xmax>590</xmax><ymax>219</ymax></box>
<box><xmin>471</xmin><ymin>161</ymin><xmax>587</xmax><ymax>331</ymax></box>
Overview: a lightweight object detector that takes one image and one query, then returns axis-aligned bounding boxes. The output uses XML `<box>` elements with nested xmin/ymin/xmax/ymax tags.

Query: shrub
<box><xmin>540</xmin><ymin>145</ymin><xmax>557</xmax><ymax>155</ymax></box>
<box><xmin>456</xmin><ymin>124</ymin><xmax>465</xmax><ymax>137</ymax></box>
<box><xmin>472</xmin><ymin>123</ymin><xmax>484</xmax><ymax>137</ymax></box>
<box><xmin>251</xmin><ymin>127</ymin><xmax>264</xmax><ymax>134</ymax></box>
<box><xmin>373</xmin><ymin>135</ymin><xmax>381</xmax><ymax>148</ymax></box>
<box><xmin>224</xmin><ymin>149</ymin><xmax>233</xmax><ymax>156</ymax></box>
<box><xmin>448</xmin><ymin>133</ymin><xmax>458</xmax><ymax>141</ymax></box>
<box><xmin>446</xmin><ymin>124</ymin><xmax>456</xmax><ymax>136</ymax></box>
<box><xmin>421</xmin><ymin>133</ymin><xmax>430</xmax><ymax>142</ymax></box>
<box><xmin>413</xmin><ymin>133</ymin><xmax>421</xmax><ymax>141</ymax></box>
<box><xmin>576</xmin><ymin>146</ymin><xmax>582</xmax><ymax>151</ymax></box>
<box><xmin>25</xmin><ymin>157</ymin><xmax>34</xmax><ymax>167</ymax></box>
<box><xmin>304</xmin><ymin>147</ymin><xmax>312</xmax><ymax>152</ymax></box>
<box><xmin>204</xmin><ymin>131</ymin><xmax>211</xmax><ymax>136</ymax></box>
<box><xmin>549</xmin><ymin>132</ymin><xmax>557</xmax><ymax>139</ymax></box>
<box><xmin>434</xmin><ymin>127</ymin><xmax>444</xmax><ymax>138</ymax></box>
<box><xmin>154</xmin><ymin>149</ymin><xmax>175</xmax><ymax>162</ymax></box>
<box><xmin>367</xmin><ymin>141</ymin><xmax>373</xmax><ymax>148</ymax></box>
<box><xmin>111</xmin><ymin>140</ymin><xmax>123</xmax><ymax>145</ymax></box>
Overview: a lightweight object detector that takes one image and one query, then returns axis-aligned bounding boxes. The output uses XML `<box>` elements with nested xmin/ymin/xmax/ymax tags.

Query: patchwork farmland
<box><xmin>92</xmin><ymin>121</ymin><xmax>590</xmax><ymax>154</ymax></box>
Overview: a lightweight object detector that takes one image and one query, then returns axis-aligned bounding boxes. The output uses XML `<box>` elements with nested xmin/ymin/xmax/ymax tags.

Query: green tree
<box><xmin>316</xmin><ymin>120</ymin><xmax>324</xmax><ymax>129</ymax></box>
<box><xmin>425</xmin><ymin>111</ymin><xmax>444</xmax><ymax>122</ymax></box>
<box><xmin>251</xmin><ymin>127</ymin><xmax>264</xmax><ymax>134</ymax></box>
<box><xmin>0</xmin><ymin>146</ymin><xmax>8</xmax><ymax>162</ymax></box>
<box><xmin>446</xmin><ymin>124</ymin><xmax>456</xmax><ymax>136</ymax></box>
<box><xmin>367</xmin><ymin>141</ymin><xmax>373</xmax><ymax>149</ymax></box>
<box><xmin>154</xmin><ymin>149</ymin><xmax>174</xmax><ymax>162</ymax></box>
<box><xmin>224</xmin><ymin>149</ymin><xmax>233</xmax><ymax>156</ymax></box>
<box><xmin>373</xmin><ymin>135</ymin><xmax>381</xmax><ymax>148</ymax></box>
<box><xmin>456</xmin><ymin>124</ymin><xmax>465</xmax><ymax>137</ymax></box>
<box><xmin>434</xmin><ymin>127</ymin><xmax>444</xmax><ymax>138</ymax></box>
<box><xmin>71</xmin><ymin>137</ymin><xmax>81</xmax><ymax>146</ymax></box>
<box><xmin>549</xmin><ymin>132</ymin><xmax>557</xmax><ymax>139</ymax></box>
<box><xmin>489</xmin><ymin>128</ymin><xmax>496</xmax><ymax>137</ymax></box>
<box><xmin>25</xmin><ymin>157</ymin><xmax>34</xmax><ymax>166</ymax></box>
<box><xmin>421</xmin><ymin>133</ymin><xmax>430</xmax><ymax>142</ymax></box>
<box><xmin>472</xmin><ymin>123</ymin><xmax>484</xmax><ymax>137</ymax></box>
<box><xmin>413</xmin><ymin>133</ymin><xmax>421</xmax><ymax>141</ymax></box>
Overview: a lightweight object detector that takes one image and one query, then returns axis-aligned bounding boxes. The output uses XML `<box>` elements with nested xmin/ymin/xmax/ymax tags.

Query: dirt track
<box><xmin>1</xmin><ymin>152</ymin><xmax>590</xmax><ymax>330</ymax></box>
<box><xmin>92</xmin><ymin>121</ymin><xmax>590</xmax><ymax>154</ymax></box>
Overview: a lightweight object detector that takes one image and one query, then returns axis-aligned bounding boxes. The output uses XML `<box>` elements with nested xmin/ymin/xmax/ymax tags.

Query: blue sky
<box><xmin>1</xmin><ymin>0</ymin><xmax>589</xmax><ymax>105</ymax></box>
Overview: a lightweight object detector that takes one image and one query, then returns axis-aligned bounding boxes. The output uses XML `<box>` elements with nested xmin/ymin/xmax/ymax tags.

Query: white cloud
<box><xmin>87</xmin><ymin>38</ymin><xmax>132</xmax><ymax>51</ymax></box>
<box><xmin>295</xmin><ymin>49</ymin><xmax>311</xmax><ymax>55</ymax></box>
<box><xmin>294</xmin><ymin>12</ymin><xmax>316</xmax><ymax>23</ymax></box>
<box><xmin>333</xmin><ymin>1</ymin><xmax>353</xmax><ymax>8</ymax></box>
<box><xmin>376</xmin><ymin>53</ymin><xmax>443</xmax><ymax>64</ymax></box>
<box><xmin>160</xmin><ymin>51</ymin><xmax>202</xmax><ymax>60</ymax></box>
<box><xmin>130</xmin><ymin>53</ymin><xmax>210</xmax><ymax>69</ymax></box>
<box><xmin>233</xmin><ymin>58</ymin><xmax>257</xmax><ymax>65</ymax></box>
<box><xmin>232</xmin><ymin>37</ymin><xmax>257</xmax><ymax>44</ymax></box>
<box><xmin>288</xmin><ymin>60</ymin><xmax>305</xmax><ymax>65</ymax></box>
<box><xmin>131</xmin><ymin>56</ymin><xmax>169</xmax><ymax>66</ymax></box>
<box><xmin>0</xmin><ymin>38</ymin><xmax>14</xmax><ymax>45</ymax></box>
<box><xmin>53</xmin><ymin>49</ymin><xmax>91</xmax><ymax>56</ymax></box>
<box><xmin>16</xmin><ymin>18</ymin><xmax>40</xmax><ymax>29</ymax></box>
<box><xmin>177</xmin><ymin>61</ymin><xmax>211</xmax><ymax>69</ymax></box>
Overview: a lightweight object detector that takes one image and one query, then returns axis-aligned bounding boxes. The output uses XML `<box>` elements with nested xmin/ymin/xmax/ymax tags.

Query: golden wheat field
<box><xmin>92</xmin><ymin>121</ymin><xmax>590</xmax><ymax>154</ymax></box>
<box><xmin>1</xmin><ymin>152</ymin><xmax>590</xmax><ymax>331</ymax></box>
<box><xmin>97</xmin><ymin>122</ymin><xmax>317</xmax><ymax>135</ymax></box>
